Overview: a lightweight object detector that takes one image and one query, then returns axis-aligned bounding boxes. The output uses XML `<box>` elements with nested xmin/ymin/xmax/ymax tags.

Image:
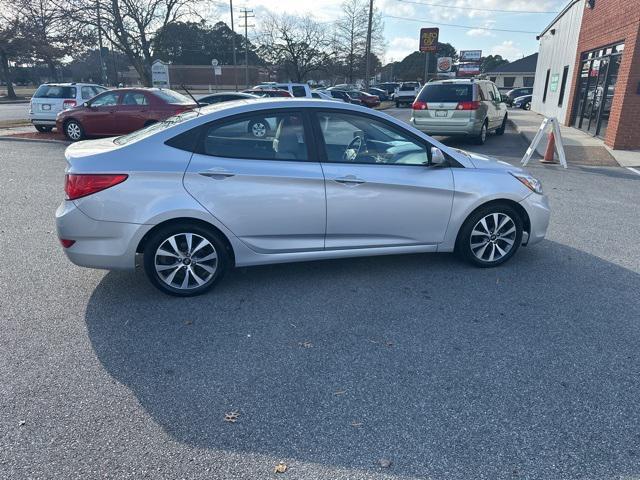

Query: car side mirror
<box><xmin>430</xmin><ymin>147</ymin><xmax>446</xmax><ymax>166</ymax></box>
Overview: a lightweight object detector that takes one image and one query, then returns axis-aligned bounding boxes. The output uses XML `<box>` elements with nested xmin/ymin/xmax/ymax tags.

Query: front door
<box><xmin>312</xmin><ymin>110</ymin><xmax>454</xmax><ymax>249</ymax></box>
<box><xmin>183</xmin><ymin>110</ymin><xmax>326</xmax><ymax>253</ymax></box>
<box><xmin>84</xmin><ymin>91</ymin><xmax>120</xmax><ymax>136</ymax></box>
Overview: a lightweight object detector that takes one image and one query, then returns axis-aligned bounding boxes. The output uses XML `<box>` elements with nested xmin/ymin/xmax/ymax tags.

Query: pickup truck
<box><xmin>394</xmin><ymin>82</ymin><xmax>421</xmax><ymax>107</ymax></box>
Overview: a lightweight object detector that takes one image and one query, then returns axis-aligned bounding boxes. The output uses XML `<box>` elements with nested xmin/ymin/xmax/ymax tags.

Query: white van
<box><xmin>253</xmin><ymin>83</ymin><xmax>312</xmax><ymax>98</ymax></box>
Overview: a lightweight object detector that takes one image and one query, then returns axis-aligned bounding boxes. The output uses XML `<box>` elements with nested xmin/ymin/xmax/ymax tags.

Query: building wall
<box><xmin>565</xmin><ymin>0</ymin><xmax>640</xmax><ymax>149</ymax></box>
<box><xmin>489</xmin><ymin>73</ymin><xmax>536</xmax><ymax>92</ymax></box>
<box><xmin>531</xmin><ymin>0</ymin><xmax>583</xmax><ymax>121</ymax></box>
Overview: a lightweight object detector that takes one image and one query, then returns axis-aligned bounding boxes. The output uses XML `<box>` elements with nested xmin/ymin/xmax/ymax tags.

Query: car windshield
<box><xmin>152</xmin><ymin>89</ymin><xmax>194</xmax><ymax>105</ymax></box>
<box><xmin>34</xmin><ymin>85</ymin><xmax>77</xmax><ymax>99</ymax></box>
<box><xmin>417</xmin><ymin>84</ymin><xmax>472</xmax><ymax>102</ymax></box>
<box><xmin>113</xmin><ymin>110</ymin><xmax>200</xmax><ymax>146</ymax></box>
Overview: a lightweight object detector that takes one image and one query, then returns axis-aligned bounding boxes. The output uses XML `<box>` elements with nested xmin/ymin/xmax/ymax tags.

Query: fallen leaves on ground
<box><xmin>298</xmin><ymin>341</ymin><xmax>313</xmax><ymax>348</ymax></box>
<box><xmin>334</xmin><ymin>390</ymin><xmax>346</xmax><ymax>396</ymax></box>
<box><xmin>378</xmin><ymin>458</ymin><xmax>392</xmax><ymax>468</ymax></box>
<box><xmin>351</xmin><ymin>421</ymin><xmax>362</xmax><ymax>427</ymax></box>
<box><xmin>224</xmin><ymin>411</ymin><xmax>240</xmax><ymax>423</ymax></box>
<box><xmin>274</xmin><ymin>462</ymin><xmax>287</xmax><ymax>473</ymax></box>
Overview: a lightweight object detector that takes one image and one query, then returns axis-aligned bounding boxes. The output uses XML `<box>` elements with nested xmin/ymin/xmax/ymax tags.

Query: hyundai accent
<box><xmin>56</xmin><ymin>98</ymin><xmax>550</xmax><ymax>296</ymax></box>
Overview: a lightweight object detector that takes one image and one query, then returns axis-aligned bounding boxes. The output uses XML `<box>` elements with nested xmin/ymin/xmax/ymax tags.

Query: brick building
<box><xmin>534</xmin><ymin>0</ymin><xmax>640</xmax><ymax>150</ymax></box>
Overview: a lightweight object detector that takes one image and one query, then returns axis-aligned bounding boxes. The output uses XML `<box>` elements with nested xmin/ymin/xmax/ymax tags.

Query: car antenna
<box><xmin>181</xmin><ymin>84</ymin><xmax>202</xmax><ymax>108</ymax></box>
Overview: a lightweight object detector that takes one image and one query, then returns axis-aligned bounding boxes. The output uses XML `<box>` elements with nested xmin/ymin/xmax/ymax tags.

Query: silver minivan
<box><xmin>410</xmin><ymin>79</ymin><xmax>507</xmax><ymax>144</ymax></box>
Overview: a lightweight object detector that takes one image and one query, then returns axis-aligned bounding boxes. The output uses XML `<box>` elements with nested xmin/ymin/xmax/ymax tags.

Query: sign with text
<box><xmin>151</xmin><ymin>60</ymin><xmax>170</xmax><ymax>88</ymax></box>
<box><xmin>460</xmin><ymin>50</ymin><xmax>482</xmax><ymax>62</ymax></box>
<box><xmin>457</xmin><ymin>63</ymin><xmax>481</xmax><ymax>76</ymax></box>
<box><xmin>437</xmin><ymin>57</ymin><xmax>452</xmax><ymax>72</ymax></box>
<box><xmin>419</xmin><ymin>28</ymin><xmax>439</xmax><ymax>52</ymax></box>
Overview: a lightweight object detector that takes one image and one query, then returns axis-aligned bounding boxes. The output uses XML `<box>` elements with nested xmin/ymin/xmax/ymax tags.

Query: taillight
<box><xmin>65</xmin><ymin>174</ymin><xmax>128</xmax><ymax>200</ymax></box>
<box><xmin>456</xmin><ymin>101</ymin><xmax>481</xmax><ymax>110</ymax></box>
<box><xmin>59</xmin><ymin>239</ymin><xmax>76</xmax><ymax>248</ymax></box>
<box><xmin>412</xmin><ymin>101</ymin><xmax>428</xmax><ymax>110</ymax></box>
<box><xmin>63</xmin><ymin>100</ymin><xmax>77</xmax><ymax>110</ymax></box>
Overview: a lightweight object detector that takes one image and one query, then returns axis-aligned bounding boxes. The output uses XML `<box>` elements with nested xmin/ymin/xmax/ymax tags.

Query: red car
<box><xmin>56</xmin><ymin>88</ymin><xmax>197</xmax><ymax>141</ymax></box>
<box><xmin>347</xmin><ymin>90</ymin><xmax>380</xmax><ymax>108</ymax></box>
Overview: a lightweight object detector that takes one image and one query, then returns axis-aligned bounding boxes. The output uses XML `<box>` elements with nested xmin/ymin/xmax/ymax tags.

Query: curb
<box><xmin>0</xmin><ymin>136</ymin><xmax>70</xmax><ymax>146</ymax></box>
<box><xmin>506</xmin><ymin>118</ymin><xmax>542</xmax><ymax>157</ymax></box>
<box><xmin>0</xmin><ymin>99</ymin><xmax>30</xmax><ymax>105</ymax></box>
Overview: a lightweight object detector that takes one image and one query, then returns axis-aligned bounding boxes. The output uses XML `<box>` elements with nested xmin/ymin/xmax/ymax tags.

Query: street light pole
<box><xmin>96</xmin><ymin>1</ymin><xmax>107</xmax><ymax>85</ymax></box>
<box><xmin>364</xmin><ymin>0</ymin><xmax>374</xmax><ymax>90</ymax></box>
<box><xmin>230</xmin><ymin>0</ymin><xmax>238</xmax><ymax>91</ymax></box>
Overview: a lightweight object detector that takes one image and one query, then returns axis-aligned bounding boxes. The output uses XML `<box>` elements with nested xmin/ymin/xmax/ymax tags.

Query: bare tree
<box><xmin>0</xmin><ymin>18</ymin><xmax>21</xmax><ymax>98</ymax></box>
<box><xmin>63</xmin><ymin>0</ymin><xmax>200</xmax><ymax>86</ymax></box>
<box><xmin>334</xmin><ymin>0</ymin><xmax>384</xmax><ymax>83</ymax></box>
<box><xmin>259</xmin><ymin>13</ymin><xmax>331</xmax><ymax>83</ymax></box>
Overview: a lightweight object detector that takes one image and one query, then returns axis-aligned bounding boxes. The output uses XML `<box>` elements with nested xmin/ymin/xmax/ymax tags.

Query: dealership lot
<box><xmin>1</xmin><ymin>123</ymin><xmax>640</xmax><ymax>479</ymax></box>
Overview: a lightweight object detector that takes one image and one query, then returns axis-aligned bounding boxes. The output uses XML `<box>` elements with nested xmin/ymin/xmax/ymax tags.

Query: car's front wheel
<box><xmin>143</xmin><ymin>223</ymin><xmax>230</xmax><ymax>296</ymax></box>
<box><xmin>64</xmin><ymin>119</ymin><xmax>84</xmax><ymax>141</ymax></box>
<box><xmin>496</xmin><ymin>114</ymin><xmax>507</xmax><ymax>135</ymax></box>
<box><xmin>457</xmin><ymin>203</ymin><xmax>523</xmax><ymax>267</ymax></box>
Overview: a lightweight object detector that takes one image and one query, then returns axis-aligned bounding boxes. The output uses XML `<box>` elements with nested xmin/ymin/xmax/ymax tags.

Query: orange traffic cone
<box><xmin>540</xmin><ymin>131</ymin><xmax>559</xmax><ymax>164</ymax></box>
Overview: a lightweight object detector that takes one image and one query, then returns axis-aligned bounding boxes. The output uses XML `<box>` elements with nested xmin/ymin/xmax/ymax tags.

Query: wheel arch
<box><xmin>136</xmin><ymin>217</ymin><xmax>236</xmax><ymax>266</ymax></box>
<box><xmin>454</xmin><ymin>198</ymin><xmax>531</xmax><ymax>248</ymax></box>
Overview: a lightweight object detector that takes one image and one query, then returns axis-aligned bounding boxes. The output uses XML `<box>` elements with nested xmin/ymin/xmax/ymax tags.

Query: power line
<box><xmin>383</xmin><ymin>14</ymin><xmax>541</xmax><ymax>33</ymax></box>
<box><xmin>392</xmin><ymin>0</ymin><xmax>558</xmax><ymax>14</ymax></box>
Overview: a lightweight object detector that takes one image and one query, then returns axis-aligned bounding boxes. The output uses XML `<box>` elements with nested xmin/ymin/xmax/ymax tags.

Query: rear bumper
<box><xmin>31</xmin><ymin>118</ymin><xmax>57</xmax><ymax>126</ymax></box>
<box><xmin>410</xmin><ymin>117</ymin><xmax>483</xmax><ymax>136</ymax></box>
<box><xmin>520</xmin><ymin>193</ymin><xmax>550</xmax><ymax>246</ymax></box>
<box><xmin>56</xmin><ymin>200</ymin><xmax>149</xmax><ymax>270</ymax></box>
<box><xmin>395</xmin><ymin>96</ymin><xmax>415</xmax><ymax>103</ymax></box>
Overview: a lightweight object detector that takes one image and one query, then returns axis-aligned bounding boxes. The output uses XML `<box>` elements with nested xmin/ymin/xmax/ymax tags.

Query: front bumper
<box><xmin>519</xmin><ymin>193</ymin><xmax>550</xmax><ymax>246</ymax></box>
<box><xmin>56</xmin><ymin>200</ymin><xmax>150</xmax><ymax>270</ymax></box>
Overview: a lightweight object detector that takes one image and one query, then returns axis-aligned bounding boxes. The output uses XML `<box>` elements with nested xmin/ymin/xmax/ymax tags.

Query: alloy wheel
<box><xmin>154</xmin><ymin>233</ymin><xmax>218</xmax><ymax>290</ymax></box>
<box><xmin>66</xmin><ymin>122</ymin><xmax>82</xmax><ymax>140</ymax></box>
<box><xmin>251</xmin><ymin>122</ymin><xmax>267</xmax><ymax>137</ymax></box>
<box><xmin>469</xmin><ymin>212</ymin><xmax>516</xmax><ymax>262</ymax></box>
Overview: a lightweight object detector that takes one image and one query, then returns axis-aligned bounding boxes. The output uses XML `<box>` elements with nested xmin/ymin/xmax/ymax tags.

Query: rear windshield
<box><xmin>34</xmin><ymin>85</ymin><xmax>77</xmax><ymax>99</ymax></box>
<box><xmin>400</xmin><ymin>83</ymin><xmax>419</xmax><ymax>91</ymax></box>
<box><xmin>152</xmin><ymin>89</ymin><xmax>194</xmax><ymax>105</ymax></box>
<box><xmin>418</xmin><ymin>84</ymin><xmax>472</xmax><ymax>102</ymax></box>
<box><xmin>113</xmin><ymin>110</ymin><xmax>200</xmax><ymax>146</ymax></box>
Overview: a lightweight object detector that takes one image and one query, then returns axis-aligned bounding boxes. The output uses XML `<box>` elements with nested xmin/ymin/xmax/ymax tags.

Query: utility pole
<box><xmin>230</xmin><ymin>0</ymin><xmax>238</xmax><ymax>91</ymax></box>
<box><xmin>364</xmin><ymin>0</ymin><xmax>374</xmax><ymax>90</ymax></box>
<box><xmin>96</xmin><ymin>1</ymin><xmax>107</xmax><ymax>85</ymax></box>
<box><xmin>239</xmin><ymin>8</ymin><xmax>255</xmax><ymax>89</ymax></box>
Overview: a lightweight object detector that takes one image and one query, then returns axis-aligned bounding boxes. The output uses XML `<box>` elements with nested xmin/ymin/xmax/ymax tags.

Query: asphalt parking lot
<box><xmin>1</xmin><ymin>119</ymin><xmax>640</xmax><ymax>479</ymax></box>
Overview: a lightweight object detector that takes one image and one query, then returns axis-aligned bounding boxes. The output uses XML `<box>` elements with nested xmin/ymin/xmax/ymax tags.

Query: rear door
<box><xmin>83</xmin><ymin>91</ymin><xmax>120</xmax><ymax>135</ymax></box>
<box><xmin>115</xmin><ymin>91</ymin><xmax>151</xmax><ymax>133</ymax></box>
<box><xmin>183</xmin><ymin>110</ymin><xmax>326</xmax><ymax>253</ymax></box>
<box><xmin>313</xmin><ymin>110</ymin><xmax>454</xmax><ymax>249</ymax></box>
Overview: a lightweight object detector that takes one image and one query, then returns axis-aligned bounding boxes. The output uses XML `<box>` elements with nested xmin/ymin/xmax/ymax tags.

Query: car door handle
<box><xmin>199</xmin><ymin>169</ymin><xmax>235</xmax><ymax>180</ymax></box>
<box><xmin>334</xmin><ymin>175</ymin><xmax>365</xmax><ymax>185</ymax></box>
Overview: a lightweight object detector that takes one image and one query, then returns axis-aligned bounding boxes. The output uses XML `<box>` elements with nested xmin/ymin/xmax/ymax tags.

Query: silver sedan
<box><xmin>56</xmin><ymin>98</ymin><xmax>550</xmax><ymax>296</ymax></box>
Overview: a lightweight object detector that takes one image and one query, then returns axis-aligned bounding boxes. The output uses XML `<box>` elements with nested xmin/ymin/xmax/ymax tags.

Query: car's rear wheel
<box><xmin>475</xmin><ymin>120</ymin><xmax>488</xmax><ymax>145</ymax></box>
<box><xmin>248</xmin><ymin>118</ymin><xmax>269</xmax><ymax>138</ymax></box>
<box><xmin>456</xmin><ymin>203</ymin><xmax>523</xmax><ymax>268</ymax></box>
<box><xmin>64</xmin><ymin>119</ymin><xmax>84</xmax><ymax>141</ymax></box>
<box><xmin>143</xmin><ymin>223</ymin><xmax>230</xmax><ymax>296</ymax></box>
<box><xmin>35</xmin><ymin>125</ymin><xmax>52</xmax><ymax>133</ymax></box>
<box><xmin>496</xmin><ymin>114</ymin><xmax>507</xmax><ymax>135</ymax></box>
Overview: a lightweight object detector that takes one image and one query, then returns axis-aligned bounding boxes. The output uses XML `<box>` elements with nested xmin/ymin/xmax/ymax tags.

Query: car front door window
<box><xmin>91</xmin><ymin>92</ymin><xmax>119</xmax><ymax>107</ymax></box>
<box><xmin>316</xmin><ymin>112</ymin><xmax>429</xmax><ymax>166</ymax></box>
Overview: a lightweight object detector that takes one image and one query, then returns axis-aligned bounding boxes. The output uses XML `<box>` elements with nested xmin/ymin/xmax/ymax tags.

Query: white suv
<box><xmin>29</xmin><ymin>83</ymin><xmax>107</xmax><ymax>132</ymax></box>
<box><xmin>253</xmin><ymin>82</ymin><xmax>312</xmax><ymax>98</ymax></box>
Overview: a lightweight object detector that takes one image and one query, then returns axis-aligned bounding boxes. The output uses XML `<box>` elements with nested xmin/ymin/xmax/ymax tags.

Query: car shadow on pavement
<box><xmin>84</xmin><ymin>242</ymin><xmax>640</xmax><ymax>479</ymax></box>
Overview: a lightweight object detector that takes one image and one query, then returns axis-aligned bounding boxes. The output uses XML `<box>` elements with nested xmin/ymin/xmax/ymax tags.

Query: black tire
<box><xmin>247</xmin><ymin>118</ymin><xmax>270</xmax><ymax>138</ymax></box>
<box><xmin>143</xmin><ymin>222</ymin><xmax>230</xmax><ymax>297</ymax></box>
<box><xmin>475</xmin><ymin>120</ymin><xmax>488</xmax><ymax>145</ymax></box>
<box><xmin>395</xmin><ymin>100</ymin><xmax>400</xmax><ymax>108</ymax></box>
<box><xmin>456</xmin><ymin>203</ymin><xmax>523</xmax><ymax>268</ymax></box>
<box><xmin>35</xmin><ymin>125</ymin><xmax>52</xmax><ymax>133</ymax></box>
<box><xmin>524</xmin><ymin>102</ymin><xmax>531</xmax><ymax>110</ymax></box>
<box><xmin>496</xmin><ymin>114</ymin><xmax>507</xmax><ymax>135</ymax></box>
<box><xmin>64</xmin><ymin>119</ymin><xmax>85</xmax><ymax>141</ymax></box>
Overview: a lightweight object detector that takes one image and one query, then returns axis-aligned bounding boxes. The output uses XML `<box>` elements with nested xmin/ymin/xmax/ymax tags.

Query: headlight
<box><xmin>510</xmin><ymin>172</ymin><xmax>543</xmax><ymax>194</ymax></box>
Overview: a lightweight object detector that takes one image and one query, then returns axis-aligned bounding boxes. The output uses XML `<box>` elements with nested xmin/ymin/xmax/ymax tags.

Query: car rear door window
<box><xmin>417</xmin><ymin>84</ymin><xmax>472</xmax><ymax>103</ymax></box>
<box><xmin>291</xmin><ymin>86</ymin><xmax>307</xmax><ymax>97</ymax></box>
<box><xmin>200</xmin><ymin>112</ymin><xmax>308</xmax><ymax>161</ymax></box>
<box><xmin>122</xmin><ymin>92</ymin><xmax>148</xmax><ymax>105</ymax></box>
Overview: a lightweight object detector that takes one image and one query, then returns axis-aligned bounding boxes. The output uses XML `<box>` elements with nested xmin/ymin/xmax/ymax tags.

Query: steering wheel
<box><xmin>343</xmin><ymin>136</ymin><xmax>363</xmax><ymax>162</ymax></box>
